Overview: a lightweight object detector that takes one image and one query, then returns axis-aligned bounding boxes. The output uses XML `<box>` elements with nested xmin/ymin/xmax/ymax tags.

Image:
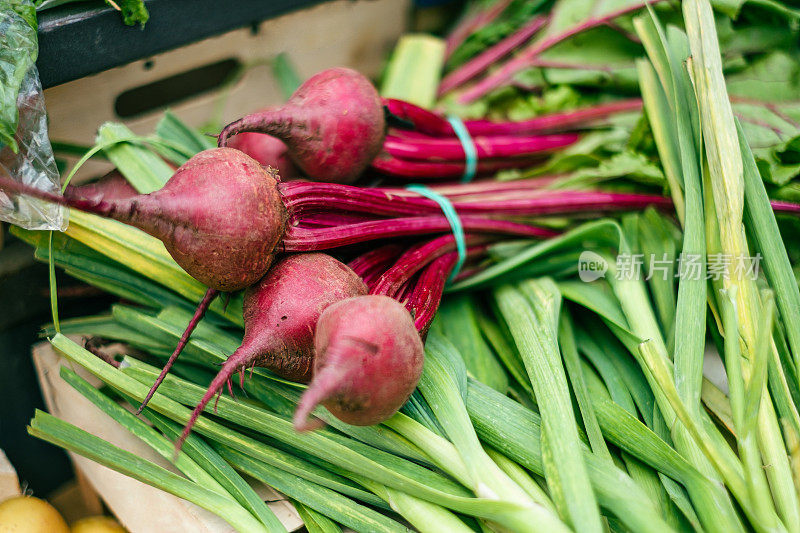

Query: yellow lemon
<box><xmin>71</xmin><ymin>516</ymin><xmax>126</xmax><ymax>533</ymax></box>
<box><xmin>0</xmin><ymin>496</ymin><xmax>69</xmax><ymax>533</ymax></box>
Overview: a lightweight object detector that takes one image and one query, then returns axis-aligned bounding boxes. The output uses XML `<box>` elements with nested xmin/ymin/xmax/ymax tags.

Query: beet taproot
<box><xmin>173</xmin><ymin>253</ymin><xmax>367</xmax><ymax>448</ymax></box>
<box><xmin>0</xmin><ymin>148</ymin><xmax>287</xmax><ymax>292</ymax></box>
<box><xmin>294</xmin><ymin>295</ymin><xmax>424</xmax><ymax>431</ymax></box>
<box><xmin>218</xmin><ymin>67</ymin><xmax>385</xmax><ymax>184</ymax></box>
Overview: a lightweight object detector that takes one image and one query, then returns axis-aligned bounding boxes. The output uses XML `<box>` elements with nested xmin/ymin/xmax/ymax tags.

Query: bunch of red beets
<box><xmin>3</xmin><ymin>67</ymin><xmax>797</xmax><ymax>450</ymax></box>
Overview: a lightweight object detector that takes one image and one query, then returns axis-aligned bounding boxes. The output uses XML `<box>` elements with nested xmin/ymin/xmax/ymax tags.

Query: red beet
<box><xmin>174</xmin><ymin>253</ymin><xmax>367</xmax><ymax>448</ymax></box>
<box><xmin>0</xmin><ymin>148</ymin><xmax>287</xmax><ymax>292</ymax></box>
<box><xmin>226</xmin><ymin>132</ymin><xmax>300</xmax><ymax>181</ymax></box>
<box><xmin>294</xmin><ymin>295</ymin><xmax>424</xmax><ymax>431</ymax></box>
<box><xmin>218</xmin><ymin>68</ymin><xmax>385</xmax><ymax>184</ymax></box>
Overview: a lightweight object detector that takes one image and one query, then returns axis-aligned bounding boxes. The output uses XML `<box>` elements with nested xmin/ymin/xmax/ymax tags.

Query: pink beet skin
<box><xmin>235</xmin><ymin>253</ymin><xmax>368</xmax><ymax>382</ymax></box>
<box><xmin>218</xmin><ymin>67</ymin><xmax>385</xmax><ymax>184</ymax></box>
<box><xmin>294</xmin><ymin>295</ymin><xmax>424</xmax><ymax>430</ymax></box>
<box><xmin>226</xmin><ymin>133</ymin><xmax>300</xmax><ymax>181</ymax></box>
<box><xmin>173</xmin><ymin>253</ymin><xmax>367</xmax><ymax>449</ymax></box>
<box><xmin>0</xmin><ymin>148</ymin><xmax>287</xmax><ymax>292</ymax></box>
<box><xmin>147</xmin><ymin>148</ymin><xmax>286</xmax><ymax>291</ymax></box>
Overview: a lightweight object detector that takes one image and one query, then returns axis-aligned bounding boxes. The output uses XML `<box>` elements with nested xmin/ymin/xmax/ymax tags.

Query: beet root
<box><xmin>173</xmin><ymin>253</ymin><xmax>367</xmax><ymax>450</ymax></box>
<box><xmin>294</xmin><ymin>295</ymin><xmax>424</xmax><ymax>431</ymax></box>
<box><xmin>226</xmin><ymin>132</ymin><xmax>300</xmax><ymax>181</ymax></box>
<box><xmin>0</xmin><ymin>148</ymin><xmax>287</xmax><ymax>292</ymax></box>
<box><xmin>136</xmin><ymin>287</ymin><xmax>219</xmax><ymax>413</ymax></box>
<box><xmin>217</xmin><ymin>68</ymin><xmax>385</xmax><ymax>184</ymax></box>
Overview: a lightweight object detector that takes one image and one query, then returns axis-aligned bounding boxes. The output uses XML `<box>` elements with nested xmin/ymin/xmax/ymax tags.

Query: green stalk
<box><xmin>237</xmin><ymin>371</ymin><xmax>431</xmax><ymax>465</ymax></box>
<box><xmin>58</xmin><ymin>367</ymin><xmax>229</xmax><ymax>497</ymax></box>
<box><xmin>52</xmin><ymin>337</ymin><xmax>384</xmax><ymax>507</ymax></box>
<box><xmin>96</xmin><ymin>122</ymin><xmax>173</xmax><ymax>193</ymax></box>
<box><xmin>358</xmin><ymin>478</ymin><xmax>474</xmax><ymax>533</ymax></box>
<box><xmin>122</xmin><ymin>362</ymin><xmax>459</xmax><ymax>506</ymax></box>
<box><xmin>28</xmin><ymin>411</ymin><xmax>269</xmax><ymax>533</ymax></box>
<box><xmin>558</xmin><ymin>311</ymin><xmax>612</xmax><ymax>462</ymax></box>
<box><xmin>475</xmin><ymin>308</ymin><xmax>531</xmax><ymax>394</ymax></box>
<box><xmin>381</xmin><ymin>414</ymin><xmax>473</xmax><ymax>488</ymax></box>
<box><xmin>214</xmin><ymin>446</ymin><xmax>407</xmax><ymax>533</ymax></box>
<box><xmin>380</xmin><ymin>34</ymin><xmax>445</xmax><ymax>108</ymax></box>
<box><xmin>719</xmin><ymin>289</ymin><xmax>782</xmax><ymax>530</ymax></box>
<box><xmin>155</xmin><ymin>111</ymin><xmax>214</xmax><ymax>158</ymax></box>
<box><xmin>495</xmin><ymin>280</ymin><xmax>602</xmax><ymax>532</ymax></box>
<box><xmin>640</xmin><ymin>340</ymin><xmax>785</xmax><ymax>532</ymax></box>
<box><xmin>580</xmin><ymin>360</ymin><xmax>685</xmax><ymax>528</ymax></box>
<box><xmin>438</xmin><ymin>294</ymin><xmax>508</xmax><ymax>392</ymax></box>
<box><xmin>140</xmin><ymin>409</ymin><xmax>287</xmax><ymax>532</ymax></box>
<box><xmin>738</xmin><ymin>120</ymin><xmax>800</xmax><ymax>413</ymax></box>
<box><xmin>48</xmin><ymin>335</ymin><xmax>545</xmax><ymax>530</ymax></box>
<box><xmin>484</xmin><ymin>448</ymin><xmax>556</xmax><ymax>513</ymax></box>
<box><xmin>579</xmin><ymin>334</ymin><xmax>721</xmax><ymax>530</ymax></box>
<box><xmin>589</xmin><ymin>214</ymin><xmax>743</xmax><ymax>531</ymax></box>
<box><xmin>418</xmin><ymin>333</ymin><xmax>567</xmax><ymax>532</ymax></box>
<box><xmin>465</xmin><ymin>379</ymin><xmax>675</xmax><ymax>533</ymax></box>
<box><xmin>293</xmin><ymin>502</ymin><xmax>341</xmax><ymax>533</ymax></box>
<box><xmin>683</xmin><ymin>1</ymin><xmax>800</xmax><ymax>527</ymax></box>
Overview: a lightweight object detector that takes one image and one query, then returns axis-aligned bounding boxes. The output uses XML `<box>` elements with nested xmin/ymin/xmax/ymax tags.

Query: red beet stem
<box><xmin>83</xmin><ymin>338</ymin><xmax>122</xmax><ymax>369</ymax></box>
<box><xmin>463</xmin><ymin>99</ymin><xmax>644</xmax><ymax>136</ymax></box>
<box><xmin>370</xmin><ymin>154</ymin><xmax>545</xmax><ymax>179</ymax></box>
<box><xmin>771</xmin><ymin>200</ymin><xmax>800</xmax><ymax>214</ymax></box>
<box><xmin>371</xmin><ymin>234</ymin><xmax>488</xmax><ymax>297</ymax></box>
<box><xmin>408</xmin><ymin>252</ymin><xmax>460</xmax><ymax>332</ymax></box>
<box><xmin>458</xmin><ymin>1</ymin><xmax>666</xmax><ymax>104</ymax></box>
<box><xmin>412</xmin><ymin>176</ymin><xmax>562</xmax><ymax>197</ymax></box>
<box><xmin>217</xmin><ymin>109</ymin><xmax>297</xmax><ymax>149</ymax></box>
<box><xmin>444</xmin><ymin>0</ymin><xmax>513</xmax><ymax>61</ymax></box>
<box><xmin>283</xmin><ymin>180</ymin><xmax>675</xmax><ymax>220</ymax></box>
<box><xmin>383</xmin><ymin>98</ymin><xmax>454</xmax><ymax>137</ymax></box>
<box><xmin>383</xmin><ymin>132</ymin><xmax>579</xmax><ymax>161</ymax></box>
<box><xmin>368</xmin><ymin>235</ymin><xmax>489</xmax><ymax>332</ymax></box>
<box><xmin>348</xmin><ymin>244</ymin><xmax>405</xmax><ymax>288</ymax></box>
<box><xmin>439</xmin><ymin>15</ymin><xmax>547</xmax><ymax>95</ymax></box>
<box><xmin>383</xmin><ymin>98</ymin><xmax>641</xmax><ymax>137</ymax></box>
<box><xmin>138</xmin><ymin>288</ymin><xmax>219</xmax><ymax>414</ymax></box>
<box><xmin>284</xmin><ymin>215</ymin><xmax>556</xmax><ymax>251</ymax></box>
<box><xmin>0</xmin><ymin>175</ymin><xmax>138</xmax><ymax>221</ymax></box>
<box><xmin>296</xmin><ymin>213</ymin><xmax>373</xmax><ymax>228</ymax></box>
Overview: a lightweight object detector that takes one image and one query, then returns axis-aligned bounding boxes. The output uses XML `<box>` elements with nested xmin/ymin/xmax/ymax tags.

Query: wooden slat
<box><xmin>44</xmin><ymin>0</ymin><xmax>409</xmax><ymax>182</ymax></box>
<box><xmin>32</xmin><ymin>341</ymin><xmax>304</xmax><ymax>533</ymax></box>
<box><xmin>0</xmin><ymin>449</ymin><xmax>21</xmax><ymax>501</ymax></box>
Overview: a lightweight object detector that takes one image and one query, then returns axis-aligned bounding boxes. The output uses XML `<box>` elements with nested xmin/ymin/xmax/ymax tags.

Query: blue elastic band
<box><xmin>447</xmin><ymin>116</ymin><xmax>478</xmax><ymax>183</ymax></box>
<box><xmin>406</xmin><ymin>184</ymin><xmax>466</xmax><ymax>283</ymax></box>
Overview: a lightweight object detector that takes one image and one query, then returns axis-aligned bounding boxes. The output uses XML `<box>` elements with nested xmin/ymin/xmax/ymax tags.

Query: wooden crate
<box><xmin>0</xmin><ymin>449</ymin><xmax>21</xmax><ymax>501</ymax></box>
<box><xmin>32</xmin><ymin>341</ymin><xmax>304</xmax><ymax>532</ymax></box>
<box><xmin>44</xmin><ymin>0</ymin><xmax>409</xmax><ymax>182</ymax></box>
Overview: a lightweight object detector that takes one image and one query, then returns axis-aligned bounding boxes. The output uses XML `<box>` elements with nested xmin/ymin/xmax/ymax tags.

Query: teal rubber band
<box><xmin>406</xmin><ymin>184</ymin><xmax>466</xmax><ymax>283</ymax></box>
<box><xmin>447</xmin><ymin>115</ymin><xmax>478</xmax><ymax>182</ymax></box>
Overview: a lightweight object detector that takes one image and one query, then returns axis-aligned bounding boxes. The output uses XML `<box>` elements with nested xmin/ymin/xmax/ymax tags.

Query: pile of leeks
<box><xmin>14</xmin><ymin>0</ymin><xmax>800</xmax><ymax>531</ymax></box>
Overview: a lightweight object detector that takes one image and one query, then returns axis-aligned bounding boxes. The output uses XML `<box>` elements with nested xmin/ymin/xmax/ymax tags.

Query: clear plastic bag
<box><xmin>0</xmin><ymin>66</ymin><xmax>67</xmax><ymax>230</ymax></box>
